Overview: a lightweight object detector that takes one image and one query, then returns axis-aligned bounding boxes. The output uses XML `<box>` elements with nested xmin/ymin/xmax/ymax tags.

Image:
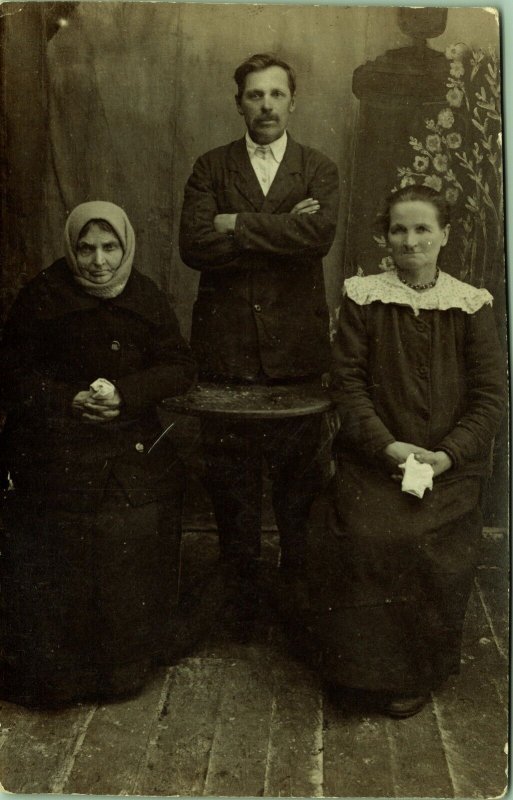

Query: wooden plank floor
<box><xmin>0</xmin><ymin>525</ymin><xmax>508</xmax><ymax>797</ymax></box>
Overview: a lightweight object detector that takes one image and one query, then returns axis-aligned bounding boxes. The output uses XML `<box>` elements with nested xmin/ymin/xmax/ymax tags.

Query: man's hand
<box><xmin>291</xmin><ymin>198</ymin><xmax>320</xmax><ymax>215</ymax></box>
<box><xmin>414</xmin><ymin>450</ymin><xmax>453</xmax><ymax>477</ymax></box>
<box><xmin>72</xmin><ymin>388</ymin><xmax>122</xmax><ymax>424</ymax></box>
<box><xmin>214</xmin><ymin>214</ymin><xmax>237</xmax><ymax>234</ymax></box>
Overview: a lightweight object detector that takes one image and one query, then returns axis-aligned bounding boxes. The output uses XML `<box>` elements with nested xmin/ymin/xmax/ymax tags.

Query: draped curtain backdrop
<box><xmin>25</xmin><ymin>3</ymin><xmax>497</xmax><ymax>336</ymax></box>
<box><xmin>0</xmin><ymin>4</ymin><xmax>501</xmax><ymax>334</ymax></box>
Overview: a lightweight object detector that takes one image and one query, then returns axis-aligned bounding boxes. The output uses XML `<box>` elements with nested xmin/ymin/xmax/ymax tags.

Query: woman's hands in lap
<box><xmin>72</xmin><ymin>389</ymin><xmax>122</xmax><ymax>423</ymax></box>
<box><xmin>384</xmin><ymin>441</ymin><xmax>424</xmax><ymax>466</ymax></box>
<box><xmin>383</xmin><ymin>441</ymin><xmax>453</xmax><ymax>479</ymax></box>
<box><xmin>414</xmin><ymin>450</ymin><xmax>453</xmax><ymax>477</ymax></box>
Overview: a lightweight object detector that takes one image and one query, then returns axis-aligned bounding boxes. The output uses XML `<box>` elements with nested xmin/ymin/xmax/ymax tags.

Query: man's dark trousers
<box><xmin>201</xmin><ymin>413</ymin><xmax>325</xmax><ymax>575</ymax></box>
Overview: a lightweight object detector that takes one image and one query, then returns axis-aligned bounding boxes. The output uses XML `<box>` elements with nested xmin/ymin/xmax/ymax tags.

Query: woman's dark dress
<box><xmin>0</xmin><ymin>259</ymin><xmax>196</xmax><ymax>706</ymax></box>
<box><xmin>302</xmin><ymin>272</ymin><xmax>506</xmax><ymax>693</ymax></box>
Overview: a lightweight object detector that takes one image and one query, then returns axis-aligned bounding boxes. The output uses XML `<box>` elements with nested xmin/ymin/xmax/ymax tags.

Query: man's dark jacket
<box><xmin>179</xmin><ymin>135</ymin><xmax>339</xmax><ymax>380</ymax></box>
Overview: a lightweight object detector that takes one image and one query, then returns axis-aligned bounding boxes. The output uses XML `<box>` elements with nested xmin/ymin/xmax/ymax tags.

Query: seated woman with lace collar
<box><xmin>289</xmin><ymin>185</ymin><xmax>506</xmax><ymax>718</ymax></box>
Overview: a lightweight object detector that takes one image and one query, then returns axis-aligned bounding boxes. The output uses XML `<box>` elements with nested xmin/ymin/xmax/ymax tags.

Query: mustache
<box><xmin>257</xmin><ymin>115</ymin><xmax>279</xmax><ymax>122</ymax></box>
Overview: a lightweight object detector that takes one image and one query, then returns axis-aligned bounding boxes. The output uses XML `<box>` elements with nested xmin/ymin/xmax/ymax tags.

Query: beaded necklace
<box><xmin>397</xmin><ymin>266</ymin><xmax>440</xmax><ymax>292</ymax></box>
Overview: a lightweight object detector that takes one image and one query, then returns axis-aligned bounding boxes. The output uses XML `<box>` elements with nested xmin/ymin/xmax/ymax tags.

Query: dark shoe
<box><xmin>384</xmin><ymin>693</ymin><xmax>429</xmax><ymax>719</ymax></box>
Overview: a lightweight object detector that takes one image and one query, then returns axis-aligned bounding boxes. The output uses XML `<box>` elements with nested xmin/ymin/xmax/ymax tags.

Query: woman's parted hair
<box><xmin>233</xmin><ymin>53</ymin><xmax>296</xmax><ymax>100</ymax></box>
<box><xmin>77</xmin><ymin>218</ymin><xmax>121</xmax><ymax>242</ymax></box>
<box><xmin>379</xmin><ymin>185</ymin><xmax>452</xmax><ymax>235</ymax></box>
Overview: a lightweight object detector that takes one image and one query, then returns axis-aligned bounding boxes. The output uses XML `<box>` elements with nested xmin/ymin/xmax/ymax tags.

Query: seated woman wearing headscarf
<box><xmin>295</xmin><ymin>185</ymin><xmax>506</xmax><ymax>718</ymax></box>
<box><xmin>0</xmin><ymin>201</ymin><xmax>196</xmax><ymax>707</ymax></box>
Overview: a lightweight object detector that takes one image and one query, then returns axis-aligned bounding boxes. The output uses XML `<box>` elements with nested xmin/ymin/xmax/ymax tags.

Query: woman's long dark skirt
<box><xmin>300</xmin><ymin>461</ymin><xmax>483</xmax><ymax>694</ymax></box>
<box><xmin>0</xmin><ymin>478</ymin><xmax>182</xmax><ymax>707</ymax></box>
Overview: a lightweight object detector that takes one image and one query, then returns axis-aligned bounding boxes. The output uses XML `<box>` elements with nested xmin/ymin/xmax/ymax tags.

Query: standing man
<box><xmin>179</xmin><ymin>53</ymin><xmax>339</xmax><ymax>612</ymax></box>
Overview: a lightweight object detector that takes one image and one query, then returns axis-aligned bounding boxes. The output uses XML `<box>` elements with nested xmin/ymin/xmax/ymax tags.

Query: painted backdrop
<box><xmin>32</xmin><ymin>3</ymin><xmax>501</xmax><ymax>334</ymax></box>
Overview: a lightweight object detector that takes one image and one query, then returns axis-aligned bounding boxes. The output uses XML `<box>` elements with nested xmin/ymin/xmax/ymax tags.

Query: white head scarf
<box><xmin>64</xmin><ymin>201</ymin><xmax>135</xmax><ymax>299</ymax></box>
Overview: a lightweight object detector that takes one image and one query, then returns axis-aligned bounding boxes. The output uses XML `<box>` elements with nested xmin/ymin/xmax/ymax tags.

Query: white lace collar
<box><xmin>344</xmin><ymin>270</ymin><xmax>493</xmax><ymax>316</ymax></box>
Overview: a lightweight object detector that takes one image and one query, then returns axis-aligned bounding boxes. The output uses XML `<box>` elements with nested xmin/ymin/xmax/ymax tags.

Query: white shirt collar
<box><xmin>245</xmin><ymin>131</ymin><xmax>288</xmax><ymax>163</ymax></box>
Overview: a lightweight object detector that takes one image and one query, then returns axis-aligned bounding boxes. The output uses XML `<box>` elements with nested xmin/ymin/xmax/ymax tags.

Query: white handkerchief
<box><xmin>89</xmin><ymin>378</ymin><xmax>116</xmax><ymax>400</ymax></box>
<box><xmin>399</xmin><ymin>454</ymin><xmax>434</xmax><ymax>499</ymax></box>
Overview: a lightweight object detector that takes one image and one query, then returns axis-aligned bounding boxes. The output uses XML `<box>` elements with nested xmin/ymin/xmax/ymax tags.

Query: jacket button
<box><xmin>418</xmin><ymin>366</ymin><xmax>428</xmax><ymax>377</ymax></box>
<box><xmin>135</xmin><ymin>442</ymin><xmax>145</xmax><ymax>452</ymax></box>
<box><xmin>253</xmin><ymin>304</ymin><xmax>262</xmax><ymax>312</ymax></box>
<box><xmin>111</xmin><ymin>340</ymin><xmax>121</xmax><ymax>351</ymax></box>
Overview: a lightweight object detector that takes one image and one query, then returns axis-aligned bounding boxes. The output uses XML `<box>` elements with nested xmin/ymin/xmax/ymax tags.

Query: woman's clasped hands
<box><xmin>72</xmin><ymin>381</ymin><xmax>122</xmax><ymax>423</ymax></box>
<box><xmin>384</xmin><ymin>441</ymin><xmax>452</xmax><ymax>479</ymax></box>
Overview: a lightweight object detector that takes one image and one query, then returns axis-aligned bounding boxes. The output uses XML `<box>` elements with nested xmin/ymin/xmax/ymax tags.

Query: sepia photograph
<box><xmin>0</xmin><ymin>1</ymin><xmax>509</xmax><ymax>797</ymax></box>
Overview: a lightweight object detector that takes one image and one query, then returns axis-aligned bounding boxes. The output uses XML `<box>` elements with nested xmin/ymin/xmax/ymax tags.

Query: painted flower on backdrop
<box><xmin>446</xmin><ymin>87</ymin><xmax>464</xmax><ymax>108</ymax></box>
<box><xmin>450</xmin><ymin>61</ymin><xmax>465</xmax><ymax>78</ymax></box>
<box><xmin>437</xmin><ymin>109</ymin><xmax>455</xmax><ymax>128</ymax></box>
<box><xmin>414</xmin><ymin>155</ymin><xmax>430</xmax><ymax>171</ymax></box>
<box><xmin>426</xmin><ymin>134</ymin><xmax>442</xmax><ymax>153</ymax></box>
<box><xmin>422</xmin><ymin>175</ymin><xmax>443</xmax><ymax>191</ymax></box>
<box><xmin>388</xmin><ymin>43</ymin><xmax>503</xmax><ymax>288</ymax></box>
<box><xmin>445</xmin><ymin>187</ymin><xmax>459</xmax><ymax>204</ymax></box>
<box><xmin>372</xmin><ymin>236</ymin><xmax>397</xmax><ymax>272</ymax></box>
<box><xmin>378</xmin><ymin>256</ymin><xmax>396</xmax><ymax>272</ymax></box>
<box><xmin>446</xmin><ymin>132</ymin><xmax>462</xmax><ymax>149</ymax></box>
<box><xmin>433</xmin><ymin>154</ymin><xmax>449</xmax><ymax>173</ymax></box>
<box><xmin>445</xmin><ymin>43</ymin><xmax>467</xmax><ymax>60</ymax></box>
<box><xmin>399</xmin><ymin>175</ymin><xmax>416</xmax><ymax>188</ymax></box>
